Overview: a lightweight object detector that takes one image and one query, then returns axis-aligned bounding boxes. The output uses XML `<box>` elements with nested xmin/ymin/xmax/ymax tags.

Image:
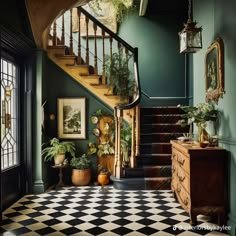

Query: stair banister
<box><xmin>79</xmin><ymin>6</ymin><xmax>142</xmax><ymax>178</ymax></box>
<box><xmin>49</xmin><ymin>6</ymin><xmax>142</xmax><ymax>179</ymax></box>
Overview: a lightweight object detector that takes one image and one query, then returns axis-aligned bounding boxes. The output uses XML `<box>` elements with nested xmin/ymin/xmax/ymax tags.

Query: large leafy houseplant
<box><xmin>42</xmin><ymin>137</ymin><xmax>75</xmax><ymax>165</ymax></box>
<box><xmin>105</xmin><ymin>51</ymin><xmax>133</xmax><ymax>101</ymax></box>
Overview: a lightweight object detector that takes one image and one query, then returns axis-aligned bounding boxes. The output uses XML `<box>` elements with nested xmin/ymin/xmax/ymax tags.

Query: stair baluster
<box><xmin>109</xmin><ymin>36</ymin><xmax>113</xmax><ymax>91</ymax></box>
<box><xmin>85</xmin><ymin>15</ymin><xmax>89</xmax><ymax>64</ymax></box>
<box><xmin>61</xmin><ymin>14</ymin><xmax>65</xmax><ymax>45</ymax></box>
<box><xmin>114</xmin><ymin>109</ymin><xmax>123</xmax><ymax>178</ymax></box>
<box><xmin>93</xmin><ymin>23</ymin><xmax>98</xmax><ymax>74</ymax></box>
<box><xmin>102</xmin><ymin>29</ymin><xmax>105</xmax><ymax>84</ymax></box>
<box><xmin>77</xmin><ymin>9</ymin><xmax>82</xmax><ymax>65</ymax></box>
<box><xmin>69</xmin><ymin>9</ymin><xmax>73</xmax><ymax>55</ymax></box>
<box><xmin>52</xmin><ymin>21</ymin><xmax>57</xmax><ymax>46</ymax></box>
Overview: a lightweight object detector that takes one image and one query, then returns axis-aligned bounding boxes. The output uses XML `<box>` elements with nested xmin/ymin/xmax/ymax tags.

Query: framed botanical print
<box><xmin>205</xmin><ymin>38</ymin><xmax>224</xmax><ymax>102</ymax></box>
<box><xmin>58</xmin><ymin>97</ymin><xmax>86</xmax><ymax>139</ymax></box>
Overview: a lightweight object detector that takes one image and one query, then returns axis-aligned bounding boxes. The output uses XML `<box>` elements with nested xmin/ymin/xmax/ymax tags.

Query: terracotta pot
<box><xmin>54</xmin><ymin>153</ymin><xmax>65</xmax><ymax>165</ymax></box>
<box><xmin>97</xmin><ymin>173</ymin><xmax>110</xmax><ymax>186</ymax></box>
<box><xmin>71</xmin><ymin>169</ymin><xmax>91</xmax><ymax>186</ymax></box>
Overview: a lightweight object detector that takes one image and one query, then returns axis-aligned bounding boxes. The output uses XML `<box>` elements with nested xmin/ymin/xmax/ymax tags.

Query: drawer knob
<box><xmin>183</xmin><ymin>198</ymin><xmax>189</xmax><ymax>206</ymax></box>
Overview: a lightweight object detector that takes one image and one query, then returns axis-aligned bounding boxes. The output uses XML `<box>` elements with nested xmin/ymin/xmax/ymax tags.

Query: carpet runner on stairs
<box><xmin>111</xmin><ymin>106</ymin><xmax>189</xmax><ymax>190</ymax></box>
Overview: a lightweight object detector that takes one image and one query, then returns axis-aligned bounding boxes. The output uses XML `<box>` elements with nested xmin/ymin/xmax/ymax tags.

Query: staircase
<box><xmin>111</xmin><ymin>106</ymin><xmax>189</xmax><ymax>190</ymax></box>
<box><xmin>47</xmin><ymin>6</ymin><xmax>189</xmax><ymax>191</ymax></box>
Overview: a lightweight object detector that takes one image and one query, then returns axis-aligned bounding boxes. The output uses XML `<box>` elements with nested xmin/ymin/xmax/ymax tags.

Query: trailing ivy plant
<box><xmin>88</xmin><ymin>0</ymin><xmax>135</xmax><ymax>23</ymax></box>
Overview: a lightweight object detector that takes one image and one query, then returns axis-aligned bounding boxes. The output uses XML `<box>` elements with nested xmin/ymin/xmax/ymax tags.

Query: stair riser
<box><xmin>140</xmin><ymin>115</ymin><xmax>182</xmax><ymax>124</ymax></box>
<box><xmin>140</xmin><ymin>144</ymin><xmax>171</xmax><ymax>154</ymax></box>
<box><xmin>136</xmin><ymin>155</ymin><xmax>171</xmax><ymax>166</ymax></box>
<box><xmin>111</xmin><ymin>177</ymin><xmax>171</xmax><ymax>190</ymax></box>
<box><xmin>141</xmin><ymin>125</ymin><xmax>189</xmax><ymax>133</ymax></box>
<box><xmin>124</xmin><ymin>167</ymin><xmax>171</xmax><ymax>178</ymax></box>
<box><xmin>141</xmin><ymin>107</ymin><xmax>185</xmax><ymax>115</ymax></box>
<box><xmin>140</xmin><ymin>133</ymin><xmax>182</xmax><ymax>143</ymax></box>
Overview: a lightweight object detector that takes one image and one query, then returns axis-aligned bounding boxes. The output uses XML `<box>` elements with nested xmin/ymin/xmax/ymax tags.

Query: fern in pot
<box><xmin>42</xmin><ymin>137</ymin><xmax>75</xmax><ymax>165</ymax></box>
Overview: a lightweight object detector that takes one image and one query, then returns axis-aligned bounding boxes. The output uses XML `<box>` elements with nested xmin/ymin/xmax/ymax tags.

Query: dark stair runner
<box><xmin>112</xmin><ymin>106</ymin><xmax>189</xmax><ymax>190</ymax></box>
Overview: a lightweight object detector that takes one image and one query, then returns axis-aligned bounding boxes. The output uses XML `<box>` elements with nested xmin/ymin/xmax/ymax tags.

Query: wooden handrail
<box><xmin>78</xmin><ymin>7</ymin><xmax>134</xmax><ymax>52</ymax></box>
<box><xmin>114</xmin><ymin>48</ymin><xmax>141</xmax><ymax>111</ymax></box>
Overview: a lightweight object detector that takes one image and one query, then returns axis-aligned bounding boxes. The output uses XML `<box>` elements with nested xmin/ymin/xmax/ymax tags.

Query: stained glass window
<box><xmin>1</xmin><ymin>58</ymin><xmax>18</xmax><ymax>171</ymax></box>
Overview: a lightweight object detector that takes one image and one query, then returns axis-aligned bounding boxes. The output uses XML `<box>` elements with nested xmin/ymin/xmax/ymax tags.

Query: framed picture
<box><xmin>205</xmin><ymin>38</ymin><xmax>224</xmax><ymax>102</ymax></box>
<box><xmin>58</xmin><ymin>97</ymin><xmax>86</xmax><ymax>139</ymax></box>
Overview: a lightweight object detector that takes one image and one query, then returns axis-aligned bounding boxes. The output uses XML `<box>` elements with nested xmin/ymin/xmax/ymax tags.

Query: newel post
<box><xmin>114</xmin><ymin>108</ymin><xmax>123</xmax><ymax>178</ymax></box>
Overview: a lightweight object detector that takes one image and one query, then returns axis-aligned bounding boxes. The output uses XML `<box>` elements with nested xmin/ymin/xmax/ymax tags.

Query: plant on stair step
<box><xmin>105</xmin><ymin>50</ymin><xmax>134</xmax><ymax>102</ymax></box>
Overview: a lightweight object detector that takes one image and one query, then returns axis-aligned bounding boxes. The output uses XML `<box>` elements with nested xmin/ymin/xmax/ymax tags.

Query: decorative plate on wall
<box><xmin>93</xmin><ymin>128</ymin><xmax>100</xmax><ymax>137</ymax></box>
<box><xmin>91</xmin><ymin>115</ymin><xmax>98</xmax><ymax>124</ymax></box>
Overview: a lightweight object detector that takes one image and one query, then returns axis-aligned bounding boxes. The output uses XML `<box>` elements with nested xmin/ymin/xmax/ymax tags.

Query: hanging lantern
<box><xmin>179</xmin><ymin>0</ymin><xmax>202</xmax><ymax>53</ymax></box>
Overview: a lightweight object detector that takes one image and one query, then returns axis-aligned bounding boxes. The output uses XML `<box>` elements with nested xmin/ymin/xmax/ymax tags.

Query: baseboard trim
<box><xmin>227</xmin><ymin>213</ymin><xmax>236</xmax><ymax>236</ymax></box>
<box><xmin>32</xmin><ymin>180</ymin><xmax>45</xmax><ymax>194</ymax></box>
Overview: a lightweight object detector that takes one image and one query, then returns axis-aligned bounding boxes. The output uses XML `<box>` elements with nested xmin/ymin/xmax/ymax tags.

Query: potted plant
<box><xmin>105</xmin><ymin>50</ymin><xmax>133</xmax><ymax>102</ymax></box>
<box><xmin>97</xmin><ymin>165</ymin><xmax>110</xmax><ymax>192</ymax></box>
<box><xmin>70</xmin><ymin>153</ymin><xmax>92</xmax><ymax>186</ymax></box>
<box><xmin>42</xmin><ymin>137</ymin><xmax>75</xmax><ymax>165</ymax></box>
<box><xmin>177</xmin><ymin>101</ymin><xmax>218</xmax><ymax>143</ymax></box>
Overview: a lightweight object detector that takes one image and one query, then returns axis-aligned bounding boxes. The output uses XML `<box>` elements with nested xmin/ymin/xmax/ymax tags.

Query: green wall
<box><xmin>193</xmin><ymin>0</ymin><xmax>236</xmax><ymax>234</ymax></box>
<box><xmin>42</xmin><ymin>57</ymin><xmax>113</xmax><ymax>187</ymax></box>
<box><xmin>118</xmin><ymin>11</ymin><xmax>189</xmax><ymax>106</ymax></box>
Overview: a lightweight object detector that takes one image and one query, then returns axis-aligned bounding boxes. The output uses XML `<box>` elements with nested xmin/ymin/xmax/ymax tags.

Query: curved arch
<box><xmin>25</xmin><ymin>0</ymin><xmax>90</xmax><ymax>48</ymax></box>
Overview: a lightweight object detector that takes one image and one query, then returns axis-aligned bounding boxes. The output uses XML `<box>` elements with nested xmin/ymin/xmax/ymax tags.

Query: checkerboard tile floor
<box><xmin>0</xmin><ymin>186</ymin><xmax>230</xmax><ymax>236</ymax></box>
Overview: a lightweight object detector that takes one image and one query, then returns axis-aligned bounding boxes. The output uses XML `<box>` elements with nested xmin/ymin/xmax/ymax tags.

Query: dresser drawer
<box><xmin>172</xmin><ymin>147</ymin><xmax>190</xmax><ymax>174</ymax></box>
<box><xmin>172</xmin><ymin>159</ymin><xmax>190</xmax><ymax>193</ymax></box>
<box><xmin>175</xmin><ymin>182</ymin><xmax>190</xmax><ymax>212</ymax></box>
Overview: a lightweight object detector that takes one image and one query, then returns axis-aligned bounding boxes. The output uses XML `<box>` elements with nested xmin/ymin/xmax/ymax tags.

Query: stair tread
<box><xmin>141</xmin><ymin>123</ymin><xmax>183</xmax><ymax>125</ymax></box>
<box><xmin>47</xmin><ymin>45</ymin><xmax>67</xmax><ymax>49</ymax></box>
<box><xmin>66</xmin><ymin>64</ymin><xmax>89</xmax><ymax>68</ymax></box>
<box><xmin>137</xmin><ymin>153</ymin><xmax>171</xmax><ymax>156</ymax></box>
<box><xmin>56</xmin><ymin>55</ymin><xmax>76</xmax><ymax>58</ymax></box>
<box><xmin>141</xmin><ymin>132</ymin><xmax>183</xmax><ymax>135</ymax></box>
<box><xmin>125</xmin><ymin>165</ymin><xmax>171</xmax><ymax>169</ymax></box>
<box><xmin>140</xmin><ymin>142</ymin><xmax>171</xmax><ymax>145</ymax></box>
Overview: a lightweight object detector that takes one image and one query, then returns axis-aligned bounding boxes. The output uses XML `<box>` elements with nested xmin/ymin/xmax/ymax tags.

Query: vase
<box><xmin>197</xmin><ymin>123</ymin><xmax>209</xmax><ymax>143</ymax></box>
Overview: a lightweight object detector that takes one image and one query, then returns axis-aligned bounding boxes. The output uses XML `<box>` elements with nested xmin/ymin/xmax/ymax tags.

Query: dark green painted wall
<box><xmin>118</xmin><ymin>11</ymin><xmax>190</xmax><ymax>106</ymax></box>
<box><xmin>193</xmin><ymin>0</ymin><xmax>236</xmax><ymax>234</ymax></box>
<box><xmin>42</xmin><ymin>57</ymin><xmax>113</xmax><ymax>186</ymax></box>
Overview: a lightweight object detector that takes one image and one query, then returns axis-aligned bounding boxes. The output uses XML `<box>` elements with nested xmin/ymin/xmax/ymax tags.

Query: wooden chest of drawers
<box><xmin>171</xmin><ymin>140</ymin><xmax>227</xmax><ymax>225</ymax></box>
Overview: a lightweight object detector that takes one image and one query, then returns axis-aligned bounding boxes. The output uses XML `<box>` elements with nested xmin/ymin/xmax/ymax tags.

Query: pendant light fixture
<box><xmin>179</xmin><ymin>0</ymin><xmax>202</xmax><ymax>53</ymax></box>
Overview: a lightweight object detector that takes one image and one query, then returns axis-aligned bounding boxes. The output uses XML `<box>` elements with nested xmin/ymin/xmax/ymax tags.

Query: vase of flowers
<box><xmin>177</xmin><ymin>101</ymin><xmax>218</xmax><ymax>143</ymax></box>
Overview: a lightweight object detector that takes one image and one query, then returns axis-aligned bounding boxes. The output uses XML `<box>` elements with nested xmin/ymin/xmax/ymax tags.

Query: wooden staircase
<box><xmin>47</xmin><ymin>46</ymin><xmax>126</xmax><ymax>109</ymax></box>
<box><xmin>111</xmin><ymin>106</ymin><xmax>189</xmax><ymax>190</ymax></box>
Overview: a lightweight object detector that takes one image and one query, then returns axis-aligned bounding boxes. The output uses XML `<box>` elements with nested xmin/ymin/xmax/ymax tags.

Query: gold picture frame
<box><xmin>205</xmin><ymin>38</ymin><xmax>224</xmax><ymax>102</ymax></box>
<box><xmin>58</xmin><ymin>97</ymin><xmax>86</xmax><ymax>139</ymax></box>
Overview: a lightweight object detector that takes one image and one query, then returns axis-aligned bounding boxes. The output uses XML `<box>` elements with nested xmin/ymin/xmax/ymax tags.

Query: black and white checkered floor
<box><xmin>0</xmin><ymin>186</ymin><xmax>230</xmax><ymax>236</ymax></box>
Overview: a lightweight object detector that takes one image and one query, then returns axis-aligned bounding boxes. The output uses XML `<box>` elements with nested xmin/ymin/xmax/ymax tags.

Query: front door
<box><xmin>1</xmin><ymin>56</ymin><xmax>24</xmax><ymax>211</ymax></box>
